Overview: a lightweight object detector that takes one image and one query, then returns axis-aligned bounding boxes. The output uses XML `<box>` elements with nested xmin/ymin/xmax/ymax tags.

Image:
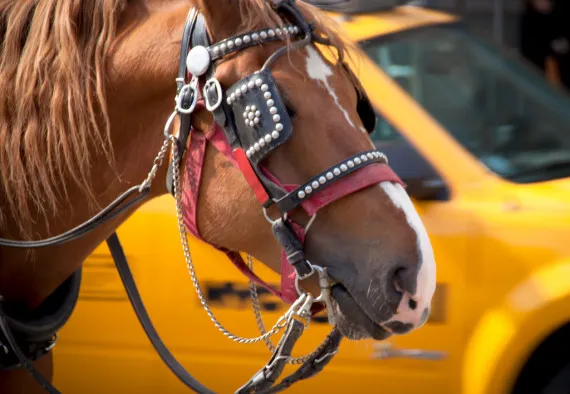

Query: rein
<box><xmin>0</xmin><ymin>1</ymin><xmax>402</xmax><ymax>393</ymax></box>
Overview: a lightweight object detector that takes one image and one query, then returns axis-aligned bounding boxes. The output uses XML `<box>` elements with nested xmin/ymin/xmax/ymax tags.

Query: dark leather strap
<box><xmin>106</xmin><ymin>233</ymin><xmax>215</xmax><ymax>394</ymax></box>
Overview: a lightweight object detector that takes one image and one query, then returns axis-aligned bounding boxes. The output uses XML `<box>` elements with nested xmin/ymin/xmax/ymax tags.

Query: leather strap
<box><xmin>106</xmin><ymin>233</ymin><xmax>215</xmax><ymax>394</ymax></box>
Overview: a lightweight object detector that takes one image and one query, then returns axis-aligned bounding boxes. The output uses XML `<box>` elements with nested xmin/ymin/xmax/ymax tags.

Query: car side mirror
<box><xmin>404</xmin><ymin>178</ymin><xmax>448</xmax><ymax>201</ymax></box>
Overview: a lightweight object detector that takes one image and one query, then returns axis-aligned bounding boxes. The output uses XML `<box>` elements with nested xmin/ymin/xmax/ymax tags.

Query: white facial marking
<box><xmin>360</xmin><ymin>126</ymin><xmax>368</xmax><ymax>134</ymax></box>
<box><xmin>379</xmin><ymin>182</ymin><xmax>436</xmax><ymax>329</ymax></box>
<box><xmin>305</xmin><ymin>46</ymin><xmax>355</xmax><ymax>129</ymax></box>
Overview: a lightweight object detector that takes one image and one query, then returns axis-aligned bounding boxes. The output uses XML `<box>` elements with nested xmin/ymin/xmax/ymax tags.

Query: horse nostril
<box><xmin>392</xmin><ymin>265</ymin><xmax>418</xmax><ymax>295</ymax></box>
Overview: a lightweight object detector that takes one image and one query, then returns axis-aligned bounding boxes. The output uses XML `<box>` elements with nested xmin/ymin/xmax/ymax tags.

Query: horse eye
<box><xmin>285</xmin><ymin>104</ymin><xmax>296</xmax><ymax>118</ymax></box>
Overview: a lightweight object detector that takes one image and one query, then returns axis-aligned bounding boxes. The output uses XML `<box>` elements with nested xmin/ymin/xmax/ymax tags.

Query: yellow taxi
<box><xmin>53</xmin><ymin>2</ymin><xmax>570</xmax><ymax>394</ymax></box>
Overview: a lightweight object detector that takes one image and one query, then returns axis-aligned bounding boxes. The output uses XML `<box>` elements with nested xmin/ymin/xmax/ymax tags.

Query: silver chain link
<box><xmin>246</xmin><ymin>255</ymin><xmax>336</xmax><ymax>364</ymax></box>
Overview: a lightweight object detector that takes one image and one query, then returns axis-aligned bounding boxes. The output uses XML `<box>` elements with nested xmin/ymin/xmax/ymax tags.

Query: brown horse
<box><xmin>0</xmin><ymin>0</ymin><xmax>436</xmax><ymax>392</ymax></box>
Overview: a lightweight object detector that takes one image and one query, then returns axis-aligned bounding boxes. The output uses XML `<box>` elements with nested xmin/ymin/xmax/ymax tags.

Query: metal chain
<box><xmin>169</xmin><ymin>136</ymin><xmax>296</xmax><ymax>345</ymax></box>
<box><xmin>246</xmin><ymin>255</ymin><xmax>336</xmax><ymax>364</ymax></box>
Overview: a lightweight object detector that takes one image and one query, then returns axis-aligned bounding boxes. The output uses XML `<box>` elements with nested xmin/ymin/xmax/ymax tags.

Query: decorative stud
<box><xmin>367</xmin><ymin>153</ymin><xmax>374</xmax><ymax>160</ymax></box>
<box><xmin>227</xmin><ymin>40</ymin><xmax>234</xmax><ymax>49</ymax></box>
<box><xmin>246</xmin><ymin>150</ymin><xmax>252</xmax><ymax>158</ymax></box>
<box><xmin>255</xmin><ymin>110</ymin><xmax>261</xmax><ymax>117</ymax></box>
<box><xmin>311</xmin><ymin>181</ymin><xmax>319</xmax><ymax>189</ymax></box>
<box><xmin>220</xmin><ymin>43</ymin><xmax>227</xmax><ymax>52</ymax></box>
<box><xmin>261</xmin><ymin>84</ymin><xmax>269</xmax><ymax>92</ymax></box>
<box><xmin>270</xmin><ymin>107</ymin><xmax>278</xmax><ymax>115</ymax></box>
<box><xmin>275</xmin><ymin>123</ymin><xmax>283</xmax><ymax>131</ymax></box>
<box><xmin>264</xmin><ymin>92</ymin><xmax>272</xmax><ymax>100</ymax></box>
<box><xmin>259</xmin><ymin>138</ymin><xmax>265</xmax><ymax>148</ymax></box>
<box><xmin>244</xmin><ymin>35</ymin><xmax>251</xmax><ymax>44</ymax></box>
<box><xmin>305</xmin><ymin>186</ymin><xmax>313</xmax><ymax>194</ymax></box>
<box><xmin>236</xmin><ymin>38</ymin><xmax>243</xmax><ymax>46</ymax></box>
<box><xmin>255</xmin><ymin>79</ymin><xmax>263</xmax><ymax>87</ymax></box>
<box><xmin>260</xmin><ymin>31</ymin><xmax>268</xmax><ymax>39</ymax></box>
<box><xmin>347</xmin><ymin>160</ymin><xmax>355</xmax><ymax>168</ymax></box>
<box><xmin>267</xmin><ymin>99</ymin><xmax>274</xmax><ymax>107</ymax></box>
<box><xmin>186</xmin><ymin>46</ymin><xmax>211</xmax><ymax>77</ymax></box>
<box><xmin>227</xmin><ymin>98</ymin><xmax>232</xmax><ymax>105</ymax></box>
<box><xmin>254</xmin><ymin>143</ymin><xmax>260</xmax><ymax>151</ymax></box>
<box><xmin>254</xmin><ymin>118</ymin><xmax>260</xmax><ymax>125</ymax></box>
<box><xmin>276</xmin><ymin>28</ymin><xmax>282</xmax><ymax>36</ymax></box>
<box><xmin>252</xmin><ymin>33</ymin><xmax>260</xmax><ymax>41</ymax></box>
<box><xmin>333</xmin><ymin>168</ymin><xmax>341</xmax><ymax>176</ymax></box>
<box><xmin>361</xmin><ymin>155</ymin><xmax>368</xmax><ymax>162</ymax></box>
<box><xmin>319</xmin><ymin>176</ymin><xmax>326</xmax><ymax>184</ymax></box>
<box><xmin>354</xmin><ymin>157</ymin><xmax>361</xmax><ymax>165</ymax></box>
<box><xmin>213</xmin><ymin>47</ymin><xmax>220</xmax><ymax>57</ymax></box>
<box><xmin>271</xmin><ymin>130</ymin><xmax>280</xmax><ymax>139</ymax></box>
<box><xmin>241</xmin><ymin>85</ymin><xmax>247</xmax><ymax>93</ymax></box>
<box><xmin>340</xmin><ymin>164</ymin><xmax>348</xmax><ymax>172</ymax></box>
<box><xmin>264</xmin><ymin>134</ymin><xmax>272</xmax><ymax>143</ymax></box>
<box><xmin>268</xmin><ymin>29</ymin><xmax>275</xmax><ymax>37</ymax></box>
<box><xmin>298</xmin><ymin>191</ymin><xmax>306</xmax><ymax>199</ymax></box>
<box><xmin>326</xmin><ymin>172</ymin><xmax>334</xmax><ymax>180</ymax></box>
<box><xmin>248</xmin><ymin>81</ymin><xmax>255</xmax><ymax>89</ymax></box>
<box><xmin>231</xmin><ymin>93</ymin><xmax>236</xmax><ymax>101</ymax></box>
<box><xmin>244</xmin><ymin>105</ymin><xmax>261</xmax><ymax>127</ymax></box>
<box><xmin>273</xmin><ymin>114</ymin><xmax>280</xmax><ymax>122</ymax></box>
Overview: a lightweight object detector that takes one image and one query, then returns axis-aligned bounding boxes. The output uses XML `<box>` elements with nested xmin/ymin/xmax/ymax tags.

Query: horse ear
<box><xmin>194</xmin><ymin>1</ymin><xmax>244</xmax><ymax>41</ymax></box>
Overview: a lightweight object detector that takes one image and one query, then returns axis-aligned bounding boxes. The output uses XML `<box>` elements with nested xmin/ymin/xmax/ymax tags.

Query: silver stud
<box><xmin>248</xmin><ymin>113</ymin><xmax>254</xmax><ymax>120</ymax></box>
<box><xmin>246</xmin><ymin>106</ymin><xmax>251</xmax><ymax>111</ymax></box>
<box><xmin>227</xmin><ymin>40</ymin><xmax>234</xmax><ymax>49</ymax></box>
<box><xmin>264</xmin><ymin>92</ymin><xmax>272</xmax><ymax>100</ymax></box>
<box><xmin>273</xmin><ymin>114</ymin><xmax>280</xmax><ymax>122</ymax></box>
<box><xmin>220</xmin><ymin>43</ymin><xmax>227</xmax><ymax>52</ymax></box>
<box><xmin>367</xmin><ymin>153</ymin><xmax>374</xmax><ymax>159</ymax></box>
<box><xmin>251</xmin><ymin>105</ymin><xmax>257</xmax><ymax>111</ymax></box>
<box><xmin>248</xmin><ymin>81</ymin><xmax>255</xmax><ymax>89</ymax></box>
<box><xmin>236</xmin><ymin>90</ymin><xmax>241</xmax><ymax>98</ymax></box>
<box><xmin>268</xmin><ymin>29</ymin><xmax>275</xmax><ymax>37</ymax></box>
<box><xmin>270</xmin><ymin>107</ymin><xmax>278</xmax><ymax>115</ymax></box>
<box><xmin>265</xmin><ymin>134</ymin><xmax>272</xmax><ymax>143</ymax></box>
<box><xmin>252</xmin><ymin>33</ymin><xmax>260</xmax><ymax>41</ymax></box>
<box><xmin>235</xmin><ymin>38</ymin><xmax>243</xmax><ymax>46</ymax></box>
<box><xmin>244</xmin><ymin>35</ymin><xmax>251</xmax><ymax>44</ymax></box>
<box><xmin>275</xmin><ymin>123</ymin><xmax>283</xmax><ymax>131</ymax></box>
<box><xmin>260</xmin><ymin>31</ymin><xmax>268</xmax><ymax>39</ymax></box>
<box><xmin>259</xmin><ymin>138</ymin><xmax>265</xmax><ymax>148</ymax></box>
<box><xmin>333</xmin><ymin>168</ymin><xmax>341</xmax><ymax>176</ymax></box>
<box><xmin>340</xmin><ymin>164</ymin><xmax>348</xmax><ymax>172</ymax></box>
<box><xmin>255</xmin><ymin>110</ymin><xmax>261</xmax><ymax>117</ymax></box>
<box><xmin>254</xmin><ymin>117</ymin><xmax>260</xmax><ymax>125</ymax></box>
<box><xmin>319</xmin><ymin>176</ymin><xmax>326</xmax><ymax>184</ymax></box>
<box><xmin>276</xmin><ymin>28</ymin><xmax>282</xmax><ymax>36</ymax></box>
<box><xmin>241</xmin><ymin>85</ymin><xmax>247</xmax><ymax>93</ymax></box>
<box><xmin>231</xmin><ymin>93</ymin><xmax>236</xmax><ymax>101</ymax></box>
<box><xmin>298</xmin><ymin>191</ymin><xmax>306</xmax><ymax>199</ymax></box>
<box><xmin>255</xmin><ymin>79</ymin><xmax>263</xmax><ymax>87</ymax></box>
<box><xmin>246</xmin><ymin>150</ymin><xmax>252</xmax><ymax>158</ymax></box>
<box><xmin>243</xmin><ymin>112</ymin><xmax>248</xmax><ymax>119</ymax></box>
<box><xmin>254</xmin><ymin>143</ymin><xmax>260</xmax><ymax>151</ymax></box>
<box><xmin>354</xmin><ymin>157</ymin><xmax>361</xmax><ymax>165</ymax></box>
<box><xmin>267</xmin><ymin>99</ymin><xmax>275</xmax><ymax>107</ymax></box>
<box><xmin>271</xmin><ymin>130</ymin><xmax>280</xmax><ymax>139</ymax></box>
<box><xmin>305</xmin><ymin>186</ymin><xmax>313</xmax><ymax>194</ymax></box>
<box><xmin>311</xmin><ymin>181</ymin><xmax>319</xmax><ymax>189</ymax></box>
<box><xmin>213</xmin><ymin>47</ymin><xmax>220</xmax><ymax>56</ymax></box>
<box><xmin>347</xmin><ymin>160</ymin><xmax>355</xmax><ymax>168</ymax></box>
<box><xmin>294</xmin><ymin>26</ymin><xmax>299</xmax><ymax>34</ymax></box>
<box><xmin>326</xmin><ymin>172</ymin><xmax>334</xmax><ymax>180</ymax></box>
<box><xmin>250</xmin><ymin>121</ymin><xmax>255</xmax><ymax>127</ymax></box>
<box><xmin>227</xmin><ymin>97</ymin><xmax>232</xmax><ymax>105</ymax></box>
<box><xmin>361</xmin><ymin>155</ymin><xmax>368</xmax><ymax>162</ymax></box>
<box><xmin>261</xmin><ymin>84</ymin><xmax>269</xmax><ymax>92</ymax></box>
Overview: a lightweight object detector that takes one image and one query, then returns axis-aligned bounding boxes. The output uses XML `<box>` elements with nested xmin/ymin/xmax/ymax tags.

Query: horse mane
<box><xmin>0</xmin><ymin>0</ymin><xmax>126</xmax><ymax>236</ymax></box>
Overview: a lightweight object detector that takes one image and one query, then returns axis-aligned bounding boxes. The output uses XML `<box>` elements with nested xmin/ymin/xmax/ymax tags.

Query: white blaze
<box><xmin>380</xmin><ymin>182</ymin><xmax>436</xmax><ymax>329</ymax></box>
<box><xmin>305</xmin><ymin>45</ymin><xmax>355</xmax><ymax>129</ymax></box>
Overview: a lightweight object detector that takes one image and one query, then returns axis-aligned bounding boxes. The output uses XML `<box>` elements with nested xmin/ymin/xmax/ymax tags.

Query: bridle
<box><xmin>0</xmin><ymin>1</ymin><xmax>403</xmax><ymax>393</ymax></box>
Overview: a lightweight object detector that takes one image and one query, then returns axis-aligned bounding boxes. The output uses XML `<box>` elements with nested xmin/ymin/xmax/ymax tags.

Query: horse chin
<box><xmin>330</xmin><ymin>284</ymin><xmax>392</xmax><ymax>341</ymax></box>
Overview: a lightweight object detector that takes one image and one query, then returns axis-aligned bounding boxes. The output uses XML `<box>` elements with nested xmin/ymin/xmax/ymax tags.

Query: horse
<box><xmin>0</xmin><ymin>0</ymin><xmax>437</xmax><ymax>393</ymax></box>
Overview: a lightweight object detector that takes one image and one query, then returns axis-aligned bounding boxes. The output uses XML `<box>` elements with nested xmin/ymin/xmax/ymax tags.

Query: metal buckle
<box><xmin>175</xmin><ymin>80</ymin><xmax>198</xmax><ymax>115</ymax></box>
<box><xmin>203</xmin><ymin>78</ymin><xmax>223</xmax><ymax>112</ymax></box>
<box><xmin>45</xmin><ymin>333</ymin><xmax>58</xmax><ymax>353</ymax></box>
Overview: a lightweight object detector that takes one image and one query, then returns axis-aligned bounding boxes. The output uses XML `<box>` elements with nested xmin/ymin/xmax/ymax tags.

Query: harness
<box><xmin>0</xmin><ymin>1</ymin><xmax>403</xmax><ymax>393</ymax></box>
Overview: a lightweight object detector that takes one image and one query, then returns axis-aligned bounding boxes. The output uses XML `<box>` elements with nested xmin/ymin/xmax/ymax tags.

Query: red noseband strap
<box><xmin>181</xmin><ymin>117</ymin><xmax>403</xmax><ymax>306</ymax></box>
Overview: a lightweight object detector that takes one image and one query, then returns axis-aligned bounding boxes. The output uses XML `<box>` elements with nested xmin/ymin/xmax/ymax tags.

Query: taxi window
<box><xmin>360</xmin><ymin>24</ymin><xmax>570</xmax><ymax>184</ymax></box>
